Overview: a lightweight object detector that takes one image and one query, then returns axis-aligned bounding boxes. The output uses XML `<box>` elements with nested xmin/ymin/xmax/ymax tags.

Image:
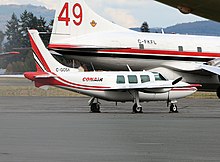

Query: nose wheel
<box><xmin>169</xmin><ymin>101</ymin><xmax>178</xmax><ymax>113</ymax></box>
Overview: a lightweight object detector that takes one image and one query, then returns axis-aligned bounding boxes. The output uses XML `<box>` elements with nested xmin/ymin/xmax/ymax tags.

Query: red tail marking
<box><xmin>28</xmin><ymin>32</ymin><xmax>51</xmax><ymax>72</ymax></box>
<box><xmin>36</xmin><ymin>63</ymin><xmax>43</xmax><ymax>72</ymax></box>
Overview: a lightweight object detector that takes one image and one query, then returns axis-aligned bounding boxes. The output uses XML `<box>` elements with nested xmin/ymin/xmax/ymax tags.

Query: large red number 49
<box><xmin>58</xmin><ymin>2</ymin><xmax>83</xmax><ymax>26</ymax></box>
<box><xmin>58</xmin><ymin>2</ymin><xmax>70</xmax><ymax>26</ymax></box>
<box><xmin>73</xmin><ymin>3</ymin><xmax>83</xmax><ymax>26</ymax></box>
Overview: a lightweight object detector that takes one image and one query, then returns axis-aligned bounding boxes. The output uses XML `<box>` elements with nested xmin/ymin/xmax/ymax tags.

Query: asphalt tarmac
<box><xmin>0</xmin><ymin>96</ymin><xmax>220</xmax><ymax>162</ymax></box>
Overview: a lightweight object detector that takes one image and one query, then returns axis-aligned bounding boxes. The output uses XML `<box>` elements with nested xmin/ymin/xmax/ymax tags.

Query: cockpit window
<box><xmin>128</xmin><ymin>75</ymin><xmax>138</xmax><ymax>84</ymax></box>
<box><xmin>153</xmin><ymin>72</ymin><xmax>167</xmax><ymax>81</ymax></box>
<box><xmin>117</xmin><ymin>75</ymin><xmax>125</xmax><ymax>84</ymax></box>
<box><xmin>140</xmin><ymin>75</ymin><xmax>150</xmax><ymax>83</ymax></box>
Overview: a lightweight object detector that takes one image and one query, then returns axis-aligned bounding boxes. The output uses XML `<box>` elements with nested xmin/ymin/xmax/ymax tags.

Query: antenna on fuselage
<box><xmin>127</xmin><ymin>65</ymin><xmax>132</xmax><ymax>72</ymax></box>
<box><xmin>90</xmin><ymin>62</ymin><xmax>96</xmax><ymax>71</ymax></box>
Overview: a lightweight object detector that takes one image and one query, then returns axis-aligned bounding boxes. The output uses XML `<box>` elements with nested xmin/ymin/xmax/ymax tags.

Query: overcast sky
<box><xmin>0</xmin><ymin>0</ymin><xmax>206</xmax><ymax>28</ymax></box>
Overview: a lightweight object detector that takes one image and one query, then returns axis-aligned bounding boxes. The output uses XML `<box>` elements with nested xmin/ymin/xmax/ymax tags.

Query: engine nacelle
<box><xmin>207</xmin><ymin>58</ymin><xmax>220</xmax><ymax>66</ymax></box>
<box><xmin>141</xmin><ymin>88</ymin><xmax>171</xmax><ymax>93</ymax></box>
<box><xmin>177</xmin><ymin>5</ymin><xmax>192</xmax><ymax>14</ymax></box>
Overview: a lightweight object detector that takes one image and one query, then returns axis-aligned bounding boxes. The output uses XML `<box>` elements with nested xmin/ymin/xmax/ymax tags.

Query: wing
<box><xmin>106</xmin><ymin>81</ymin><xmax>199</xmax><ymax>93</ymax></box>
<box><xmin>155</xmin><ymin>0</ymin><xmax>220</xmax><ymax>22</ymax></box>
<box><xmin>200</xmin><ymin>64</ymin><xmax>220</xmax><ymax>75</ymax></box>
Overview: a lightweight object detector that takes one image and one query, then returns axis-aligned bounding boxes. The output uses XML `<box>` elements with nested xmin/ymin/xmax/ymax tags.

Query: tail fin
<box><xmin>50</xmin><ymin>0</ymin><xmax>130</xmax><ymax>45</ymax></box>
<box><xmin>28</xmin><ymin>29</ymin><xmax>78</xmax><ymax>73</ymax></box>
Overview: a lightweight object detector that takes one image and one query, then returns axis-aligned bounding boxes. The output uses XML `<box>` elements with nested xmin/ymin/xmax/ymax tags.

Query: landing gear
<box><xmin>217</xmin><ymin>86</ymin><xmax>220</xmax><ymax>99</ymax></box>
<box><xmin>90</xmin><ymin>103</ymin><xmax>100</xmax><ymax>113</ymax></box>
<box><xmin>169</xmin><ymin>101</ymin><xmax>178</xmax><ymax>113</ymax></box>
<box><xmin>132</xmin><ymin>103</ymin><xmax>143</xmax><ymax>113</ymax></box>
<box><xmin>132</xmin><ymin>91</ymin><xmax>143</xmax><ymax>113</ymax></box>
<box><xmin>89</xmin><ymin>97</ymin><xmax>101</xmax><ymax>113</ymax></box>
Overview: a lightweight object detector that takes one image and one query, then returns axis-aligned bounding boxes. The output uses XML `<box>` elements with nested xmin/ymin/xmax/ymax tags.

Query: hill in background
<box><xmin>132</xmin><ymin>20</ymin><xmax>220</xmax><ymax>36</ymax></box>
<box><xmin>0</xmin><ymin>4</ymin><xmax>54</xmax><ymax>31</ymax></box>
<box><xmin>164</xmin><ymin>21</ymin><xmax>220</xmax><ymax>36</ymax></box>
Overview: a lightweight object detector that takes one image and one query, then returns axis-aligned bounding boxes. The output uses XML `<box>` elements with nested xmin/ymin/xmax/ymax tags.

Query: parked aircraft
<box><xmin>48</xmin><ymin>0</ymin><xmax>220</xmax><ymax>99</ymax></box>
<box><xmin>155</xmin><ymin>0</ymin><xmax>220</xmax><ymax>23</ymax></box>
<box><xmin>25</xmin><ymin>29</ymin><xmax>199</xmax><ymax>113</ymax></box>
<box><xmin>0</xmin><ymin>51</ymin><xmax>20</xmax><ymax>56</ymax></box>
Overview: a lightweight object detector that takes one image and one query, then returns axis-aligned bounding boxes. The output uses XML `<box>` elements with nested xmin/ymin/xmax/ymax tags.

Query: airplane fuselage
<box><xmin>49</xmin><ymin>31</ymin><xmax>220</xmax><ymax>91</ymax></box>
<box><xmin>25</xmin><ymin>70</ymin><xmax>197</xmax><ymax>102</ymax></box>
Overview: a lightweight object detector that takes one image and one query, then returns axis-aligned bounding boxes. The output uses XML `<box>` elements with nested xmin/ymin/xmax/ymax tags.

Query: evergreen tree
<box><xmin>37</xmin><ymin>16</ymin><xmax>52</xmax><ymax>46</ymax></box>
<box><xmin>20</xmin><ymin>10</ymin><xmax>38</xmax><ymax>47</ymax></box>
<box><xmin>0</xmin><ymin>31</ymin><xmax>4</xmax><ymax>52</ymax></box>
<box><xmin>4</xmin><ymin>13</ymin><xmax>22</xmax><ymax>51</ymax></box>
<box><xmin>20</xmin><ymin>11</ymin><xmax>51</xmax><ymax>47</ymax></box>
<box><xmin>4</xmin><ymin>11</ymin><xmax>52</xmax><ymax>72</ymax></box>
<box><xmin>141</xmin><ymin>22</ymin><xmax>150</xmax><ymax>32</ymax></box>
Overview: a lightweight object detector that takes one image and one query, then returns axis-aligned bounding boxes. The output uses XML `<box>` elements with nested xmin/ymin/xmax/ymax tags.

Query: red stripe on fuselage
<box><xmin>171</xmin><ymin>87</ymin><xmax>197</xmax><ymax>91</ymax></box>
<box><xmin>34</xmin><ymin>71</ymin><xmax>111</xmax><ymax>90</ymax></box>
<box><xmin>57</xmin><ymin>76</ymin><xmax>111</xmax><ymax>89</ymax></box>
<box><xmin>99</xmin><ymin>49</ymin><xmax>220</xmax><ymax>58</ymax></box>
<box><xmin>35</xmin><ymin>77</ymin><xmax>110</xmax><ymax>91</ymax></box>
<box><xmin>48</xmin><ymin>44</ymin><xmax>79</xmax><ymax>49</ymax></box>
<box><xmin>48</xmin><ymin>44</ymin><xmax>220</xmax><ymax>58</ymax></box>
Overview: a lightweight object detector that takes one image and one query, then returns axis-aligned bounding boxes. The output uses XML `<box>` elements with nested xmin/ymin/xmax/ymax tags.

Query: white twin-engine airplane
<box><xmin>48</xmin><ymin>0</ymin><xmax>220</xmax><ymax>98</ymax></box>
<box><xmin>25</xmin><ymin>29</ymin><xmax>199</xmax><ymax>113</ymax></box>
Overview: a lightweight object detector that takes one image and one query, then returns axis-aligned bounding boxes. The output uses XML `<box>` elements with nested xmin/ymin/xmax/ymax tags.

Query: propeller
<box><xmin>167</xmin><ymin>77</ymin><xmax>182</xmax><ymax>107</ymax></box>
<box><xmin>172</xmin><ymin>77</ymin><xmax>183</xmax><ymax>85</ymax></box>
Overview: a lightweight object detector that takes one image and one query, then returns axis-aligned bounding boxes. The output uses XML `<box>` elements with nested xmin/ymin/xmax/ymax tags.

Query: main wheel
<box><xmin>169</xmin><ymin>103</ymin><xmax>178</xmax><ymax>113</ymax></box>
<box><xmin>90</xmin><ymin>103</ymin><xmax>100</xmax><ymax>113</ymax></box>
<box><xmin>132</xmin><ymin>103</ymin><xmax>143</xmax><ymax>113</ymax></box>
<box><xmin>217</xmin><ymin>86</ymin><xmax>220</xmax><ymax>99</ymax></box>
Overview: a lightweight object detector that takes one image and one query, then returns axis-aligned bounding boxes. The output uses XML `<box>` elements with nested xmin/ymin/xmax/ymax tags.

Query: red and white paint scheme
<box><xmin>48</xmin><ymin>0</ymin><xmax>220</xmax><ymax>98</ymax></box>
<box><xmin>26</xmin><ymin>29</ymin><xmax>199</xmax><ymax>113</ymax></box>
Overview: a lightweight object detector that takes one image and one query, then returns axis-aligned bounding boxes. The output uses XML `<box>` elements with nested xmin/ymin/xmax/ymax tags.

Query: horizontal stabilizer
<box><xmin>34</xmin><ymin>74</ymin><xmax>57</xmax><ymax>79</ymax></box>
<box><xmin>24</xmin><ymin>72</ymin><xmax>57</xmax><ymax>81</ymax></box>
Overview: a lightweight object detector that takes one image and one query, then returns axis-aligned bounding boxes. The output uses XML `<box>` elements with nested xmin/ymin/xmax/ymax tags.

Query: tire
<box><xmin>170</xmin><ymin>103</ymin><xmax>178</xmax><ymax>113</ymax></box>
<box><xmin>90</xmin><ymin>103</ymin><xmax>100</xmax><ymax>113</ymax></box>
<box><xmin>217</xmin><ymin>87</ymin><xmax>220</xmax><ymax>99</ymax></box>
<box><xmin>132</xmin><ymin>103</ymin><xmax>143</xmax><ymax>113</ymax></box>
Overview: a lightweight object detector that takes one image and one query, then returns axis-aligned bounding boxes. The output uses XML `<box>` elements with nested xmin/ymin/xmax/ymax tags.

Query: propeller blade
<box><xmin>172</xmin><ymin>77</ymin><xmax>183</xmax><ymax>85</ymax></box>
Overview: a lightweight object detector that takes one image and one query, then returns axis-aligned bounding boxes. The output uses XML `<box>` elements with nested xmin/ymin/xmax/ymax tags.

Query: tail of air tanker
<box><xmin>25</xmin><ymin>30</ymin><xmax>77</xmax><ymax>79</ymax></box>
<box><xmin>49</xmin><ymin>0</ymin><xmax>131</xmax><ymax>46</ymax></box>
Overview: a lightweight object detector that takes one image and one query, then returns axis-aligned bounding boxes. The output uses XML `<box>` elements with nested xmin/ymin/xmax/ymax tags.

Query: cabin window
<box><xmin>153</xmin><ymin>72</ymin><xmax>167</xmax><ymax>81</ymax></box>
<box><xmin>197</xmin><ymin>47</ymin><xmax>202</xmax><ymax>52</ymax></box>
<box><xmin>139</xmin><ymin>44</ymin><xmax>144</xmax><ymax>49</ymax></box>
<box><xmin>178</xmin><ymin>46</ymin><xmax>183</xmax><ymax>51</ymax></box>
<box><xmin>140</xmin><ymin>75</ymin><xmax>150</xmax><ymax>83</ymax></box>
<box><xmin>116</xmin><ymin>75</ymin><xmax>125</xmax><ymax>84</ymax></box>
<box><xmin>128</xmin><ymin>75</ymin><xmax>138</xmax><ymax>84</ymax></box>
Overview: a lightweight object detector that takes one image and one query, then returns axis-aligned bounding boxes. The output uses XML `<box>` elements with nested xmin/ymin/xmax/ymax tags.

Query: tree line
<box><xmin>0</xmin><ymin>11</ymin><xmax>150</xmax><ymax>73</ymax></box>
<box><xmin>0</xmin><ymin>11</ymin><xmax>52</xmax><ymax>73</ymax></box>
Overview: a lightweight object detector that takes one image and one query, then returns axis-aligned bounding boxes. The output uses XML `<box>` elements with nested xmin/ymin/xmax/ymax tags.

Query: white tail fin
<box><xmin>50</xmin><ymin>0</ymin><xmax>130</xmax><ymax>45</ymax></box>
<box><xmin>28</xmin><ymin>29</ymin><xmax>78</xmax><ymax>73</ymax></box>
